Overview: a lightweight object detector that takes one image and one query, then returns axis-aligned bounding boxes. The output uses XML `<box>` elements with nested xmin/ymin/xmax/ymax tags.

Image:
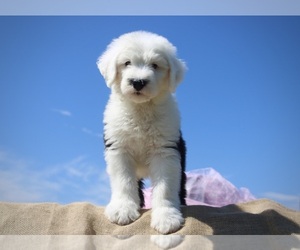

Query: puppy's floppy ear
<box><xmin>168</xmin><ymin>55</ymin><xmax>186</xmax><ymax>93</ymax></box>
<box><xmin>96</xmin><ymin>46</ymin><xmax>118</xmax><ymax>88</ymax></box>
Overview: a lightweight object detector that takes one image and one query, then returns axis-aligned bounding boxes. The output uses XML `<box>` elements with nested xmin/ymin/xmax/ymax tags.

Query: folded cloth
<box><xmin>0</xmin><ymin>199</ymin><xmax>299</xmax><ymax>235</ymax></box>
<box><xmin>143</xmin><ymin>168</ymin><xmax>256</xmax><ymax>208</ymax></box>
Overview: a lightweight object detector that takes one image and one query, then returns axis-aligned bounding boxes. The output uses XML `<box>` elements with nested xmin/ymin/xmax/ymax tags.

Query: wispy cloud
<box><xmin>52</xmin><ymin>109</ymin><xmax>72</xmax><ymax>117</ymax></box>
<box><xmin>263</xmin><ymin>192</ymin><xmax>299</xmax><ymax>202</ymax></box>
<box><xmin>82</xmin><ymin>127</ymin><xmax>102</xmax><ymax>138</ymax></box>
<box><xmin>0</xmin><ymin>150</ymin><xmax>60</xmax><ymax>202</ymax></box>
<box><xmin>262</xmin><ymin>192</ymin><xmax>300</xmax><ymax>211</ymax></box>
<box><xmin>0</xmin><ymin>150</ymin><xmax>110</xmax><ymax>205</ymax></box>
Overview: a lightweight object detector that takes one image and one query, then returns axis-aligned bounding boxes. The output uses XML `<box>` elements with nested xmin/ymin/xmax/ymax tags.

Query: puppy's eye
<box><xmin>151</xmin><ymin>63</ymin><xmax>158</xmax><ymax>70</ymax></box>
<box><xmin>124</xmin><ymin>61</ymin><xmax>131</xmax><ymax>66</ymax></box>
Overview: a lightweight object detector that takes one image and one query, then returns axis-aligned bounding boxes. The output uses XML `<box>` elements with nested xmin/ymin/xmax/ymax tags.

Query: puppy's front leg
<box><xmin>105</xmin><ymin>150</ymin><xmax>141</xmax><ymax>225</ymax></box>
<box><xmin>150</xmin><ymin>154</ymin><xmax>184</xmax><ymax>234</ymax></box>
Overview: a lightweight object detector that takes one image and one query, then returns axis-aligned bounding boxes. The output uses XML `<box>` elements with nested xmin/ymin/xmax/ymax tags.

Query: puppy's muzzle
<box><xmin>129</xmin><ymin>79</ymin><xmax>149</xmax><ymax>91</ymax></box>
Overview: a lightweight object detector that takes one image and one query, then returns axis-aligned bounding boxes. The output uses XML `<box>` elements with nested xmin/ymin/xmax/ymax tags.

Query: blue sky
<box><xmin>0</xmin><ymin>16</ymin><xmax>299</xmax><ymax>210</ymax></box>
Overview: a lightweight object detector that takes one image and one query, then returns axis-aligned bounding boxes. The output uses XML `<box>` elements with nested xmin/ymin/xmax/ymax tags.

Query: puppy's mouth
<box><xmin>129</xmin><ymin>90</ymin><xmax>152</xmax><ymax>103</ymax></box>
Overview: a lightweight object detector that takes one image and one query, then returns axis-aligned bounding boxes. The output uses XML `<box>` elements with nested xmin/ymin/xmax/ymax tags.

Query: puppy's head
<box><xmin>97</xmin><ymin>31</ymin><xmax>186</xmax><ymax>103</ymax></box>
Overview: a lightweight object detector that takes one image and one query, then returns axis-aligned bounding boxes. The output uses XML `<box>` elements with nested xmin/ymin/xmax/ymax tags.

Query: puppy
<box><xmin>97</xmin><ymin>31</ymin><xmax>187</xmax><ymax>234</ymax></box>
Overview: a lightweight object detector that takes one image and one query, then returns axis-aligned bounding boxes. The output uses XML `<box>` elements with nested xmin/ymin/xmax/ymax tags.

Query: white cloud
<box><xmin>262</xmin><ymin>192</ymin><xmax>300</xmax><ymax>211</ymax></box>
<box><xmin>52</xmin><ymin>109</ymin><xmax>72</xmax><ymax>117</ymax></box>
<box><xmin>263</xmin><ymin>192</ymin><xmax>299</xmax><ymax>202</ymax></box>
<box><xmin>0</xmin><ymin>150</ymin><xmax>110</xmax><ymax>205</ymax></box>
<box><xmin>81</xmin><ymin>127</ymin><xmax>102</xmax><ymax>138</ymax></box>
<box><xmin>0</xmin><ymin>151</ymin><xmax>60</xmax><ymax>202</ymax></box>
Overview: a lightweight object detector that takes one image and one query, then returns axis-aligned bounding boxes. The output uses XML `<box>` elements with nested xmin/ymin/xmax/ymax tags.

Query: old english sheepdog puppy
<box><xmin>97</xmin><ymin>31</ymin><xmax>187</xmax><ymax>234</ymax></box>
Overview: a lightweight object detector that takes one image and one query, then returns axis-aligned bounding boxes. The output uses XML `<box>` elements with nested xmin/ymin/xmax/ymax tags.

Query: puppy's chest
<box><xmin>104</xmin><ymin>97</ymin><xmax>180</xmax><ymax>154</ymax></box>
<box><xmin>106</xmin><ymin>107</ymin><xmax>172</xmax><ymax>151</ymax></box>
<box><xmin>120</xmin><ymin>111</ymin><xmax>163</xmax><ymax>145</ymax></box>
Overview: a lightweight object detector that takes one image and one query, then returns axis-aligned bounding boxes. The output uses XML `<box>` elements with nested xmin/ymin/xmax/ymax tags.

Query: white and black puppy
<box><xmin>97</xmin><ymin>31</ymin><xmax>187</xmax><ymax>234</ymax></box>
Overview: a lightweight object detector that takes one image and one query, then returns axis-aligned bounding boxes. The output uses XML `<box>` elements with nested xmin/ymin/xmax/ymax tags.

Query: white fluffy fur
<box><xmin>97</xmin><ymin>31</ymin><xmax>186</xmax><ymax>234</ymax></box>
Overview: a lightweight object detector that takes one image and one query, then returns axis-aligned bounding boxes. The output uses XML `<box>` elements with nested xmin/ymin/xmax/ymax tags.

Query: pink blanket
<box><xmin>143</xmin><ymin>168</ymin><xmax>256</xmax><ymax>208</ymax></box>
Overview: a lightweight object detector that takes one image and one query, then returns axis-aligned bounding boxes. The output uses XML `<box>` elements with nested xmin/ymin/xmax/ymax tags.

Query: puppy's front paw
<box><xmin>105</xmin><ymin>200</ymin><xmax>140</xmax><ymax>225</ymax></box>
<box><xmin>151</xmin><ymin>207</ymin><xmax>184</xmax><ymax>234</ymax></box>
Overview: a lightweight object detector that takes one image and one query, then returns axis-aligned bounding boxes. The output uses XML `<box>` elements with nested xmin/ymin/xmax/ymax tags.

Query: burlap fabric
<box><xmin>0</xmin><ymin>199</ymin><xmax>299</xmax><ymax>235</ymax></box>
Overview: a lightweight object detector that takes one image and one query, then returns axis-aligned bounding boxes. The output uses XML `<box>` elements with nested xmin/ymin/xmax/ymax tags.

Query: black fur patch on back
<box><xmin>104</xmin><ymin>139</ymin><xmax>113</xmax><ymax>149</ymax></box>
<box><xmin>138</xmin><ymin>179</ymin><xmax>145</xmax><ymax>208</ymax></box>
<box><xmin>103</xmin><ymin>130</ymin><xmax>114</xmax><ymax>150</ymax></box>
<box><xmin>177</xmin><ymin>132</ymin><xmax>187</xmax><ymax>206</ymax></box>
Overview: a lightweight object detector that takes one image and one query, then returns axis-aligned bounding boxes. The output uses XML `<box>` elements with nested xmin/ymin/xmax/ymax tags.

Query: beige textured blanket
<box><xmin>0</xmin><ymin>199</ymin><xmax>299</xmax><ymax>235</ymax></box>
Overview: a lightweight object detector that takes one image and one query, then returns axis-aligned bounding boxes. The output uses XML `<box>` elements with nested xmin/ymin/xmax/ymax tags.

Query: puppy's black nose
<box><xmin>129</xmin><ymin>79</ymin><xmax>149</xmax><ymax>91</ymax></box>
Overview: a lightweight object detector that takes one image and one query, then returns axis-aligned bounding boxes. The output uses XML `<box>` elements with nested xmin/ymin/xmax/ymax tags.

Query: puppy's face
<box><xmin>117</xmin><ymin>49</ymin><xmax>169</xmax><ymax>103</ymax></box>
<box><xmin>98</xmin><ymin>31</ymin><xmax>186</xmax><ymax>103</ymax></box>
